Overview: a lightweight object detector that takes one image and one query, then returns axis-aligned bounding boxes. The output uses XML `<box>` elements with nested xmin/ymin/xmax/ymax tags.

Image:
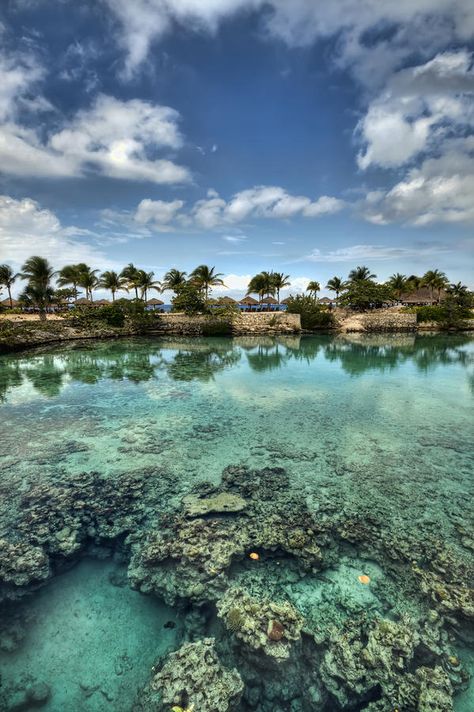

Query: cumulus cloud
<box><xmin>135</xmin><ymin>198</ymin><xmax>185</xmax><ymax>225</ymax></box>
<box><xmin>0</xmin><ymin>195</ymin><xmax>114</xmax><ymax>270</ymax></box>
<box><xmin>357</xmin><ymin>50</ymin><xmax>474</xmax><ymax>169</ymax></box>
<box><xmin>0</xmin><ymin>75</ymin><xmax>191</xmax><ymax>182</ymax></box>
<box><xmin>361</xmin><ymin>140</ymin><xmax>474</xmax><ymax>225</ymax></box>
<box><xmin>193</xmin><ymin>186</ymin><xmax>344</xmax><ymax>228</ymax></box>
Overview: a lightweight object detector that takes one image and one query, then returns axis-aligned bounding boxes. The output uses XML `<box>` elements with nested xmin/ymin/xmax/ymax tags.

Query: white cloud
<box><xmin>304</xmin><ymin>243</ymin><xmax>446</xmax><ymax>262</ymax></box>
<box><xmin>222</xmin><ymin>234</ymin><xmax>248</xmax><ymax>242</ymax></box>
<box><xmin>102</xmin><ymin>0</ymin><xmax>474</xmax><ymax>87</ymax></box>
<box><xmin>361</xmin><ymin>140</ymin><xmax>474</xmax><ymax>225</ymax></box>
<box><xmin>135</xmin><ymin>198</ymin><xmax>185</xmax><ymax>225</ymax></box>
<box><xmin>0</xmin><ymin>195</ymin><xmax>114</xmax><ymax>271</ymax></box>
<box><xmin>357</xmin><ymin>50</ymin><xmax>474</xmax><ymax>169</ymax></box>
<box><xmin>0</xmin><ymin>81</ymin><xmax>191</xmax><ymax>182</ymax></box>
<box><xmin>193</xmin><ymin>186</ymin><xmax>344</xmax><ymax>227</ymax></box>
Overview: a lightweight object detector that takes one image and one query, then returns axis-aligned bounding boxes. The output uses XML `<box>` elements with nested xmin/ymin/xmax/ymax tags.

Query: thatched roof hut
<box><xmin>239</xmin><ymin>295</ymin><xmax>259</xmax><ymax>306</ymax></box>
<box><xmin>147</xmin><ymin>298</ymin><xmax>164</xmax><ymax>305</ymax></box>
<box><xmin>94</xmin><ymin>299</ymin><xmax>111</xmax><ymax>306</ymax></box>
<box><xmin>280</xmin><ymin>297</ymin><xmax>291</xmax><ymax>305</ymax></box>
<box><xmin>0</xmin><ymin>298</ymin><xmax>20</xmax><ymax>308</ymax></box>
<box><xmin>318</xmin><ymin>297</ymin><xmax>333</xmax><ymax>305</ymax></box>
<box><xmin>399</xmin><ymin>288</ymin><xmax>447</xmax><ymax>305</ymax></box>
<box><xmin>75</xmin><ymin>297</ymin><xmax>92</xmax><ymax>306</ymax></box>
<box><xmin>261</xmin><ymin>296</ymin><xmax>278</xmax><ymax>305</ymax></box>
<box><xmin>217</xmin><ymin>296</ymin><xmax>237</xmax><ymax>304</ymax></box>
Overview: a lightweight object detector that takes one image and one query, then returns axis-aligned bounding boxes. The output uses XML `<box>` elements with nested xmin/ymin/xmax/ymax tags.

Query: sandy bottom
<box><xmin>0</xmin><ymin>558</ymin><xmax>179</xmax><ymax>711</ymax></box>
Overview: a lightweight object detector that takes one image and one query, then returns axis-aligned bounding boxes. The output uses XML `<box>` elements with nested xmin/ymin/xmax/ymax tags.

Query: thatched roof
<box><xmin>0</xmin><ymin>298</ymin><xmax>20</xmax><ymax>307</ymax></box>
<box><xmin>239</xmin><ymin>295</ymin><xmax>259</xmax><ymax>305</ymax></box>
<box><xmin>94</xmin><ymin>299</ymin><xmax>111</xmax><ymax>305</ymax></box>
<box><xmin>280</xmin><ymin>297</ymin><xmax>291</xmax><ymax>305</ymax></box>
<box><xmin>75</xmin><ymin>297</ymin><xmax>92</xmax><ymax>305</ymax></box>
<box><xmin>217</xmin><ymin>296</ymin><xmax>237</xmax><ymax>304</ymax></box>
<box><xmin>399</xmin><ymin>287</ymin><xmax>447</xmax><ymax>304</ymax></box>
<box><xmin>319</xmin><ymin>297</ymin><xmax>333</xmax><ymax>304</ymax></box>
<box><xmin>147</xmin><ymin>298</ymin><xmax>164</xmax><ymax>305</ymax></box>
<box><xmin>261</xmin><ymin>295</ymin><xmax>278</xmax><ymax>304</ymax></box>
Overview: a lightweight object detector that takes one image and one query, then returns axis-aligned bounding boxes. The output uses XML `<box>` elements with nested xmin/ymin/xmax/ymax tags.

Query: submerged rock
<box><xmin>136</xmin><ymin>638</ymin><xmax>243</xmax><ymax>712</ymax></box>
<box><xmin>182</xmin><ymin>492</ymin><xmax>248</xmax><ymax>517</ymax></box>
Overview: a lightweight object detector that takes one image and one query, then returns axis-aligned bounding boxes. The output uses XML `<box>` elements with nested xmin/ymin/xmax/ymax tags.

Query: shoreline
<box><xmin>1</xmin><ymin>313</ymin><xmax>474</xmax><ymax>354</ymax></box>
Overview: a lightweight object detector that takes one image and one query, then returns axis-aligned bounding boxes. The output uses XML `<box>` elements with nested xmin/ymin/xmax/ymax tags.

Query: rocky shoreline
<box><xmin>1</xmin><ymin>312</ymin><xmax>473</xmax><ymax>354</ymax></box>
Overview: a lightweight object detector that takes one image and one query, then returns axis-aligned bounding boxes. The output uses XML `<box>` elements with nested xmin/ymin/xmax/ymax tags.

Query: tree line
<box><xmin>0</xmin><ymin>257</ymin><xmax>471</xmax><ymax>320</ymax></box>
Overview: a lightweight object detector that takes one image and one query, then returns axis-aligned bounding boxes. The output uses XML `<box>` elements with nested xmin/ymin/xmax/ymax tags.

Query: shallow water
<box><xmin>0</xmin><ymin>333</ymin><xmax>473</xmax><ymax>711</ymax></box>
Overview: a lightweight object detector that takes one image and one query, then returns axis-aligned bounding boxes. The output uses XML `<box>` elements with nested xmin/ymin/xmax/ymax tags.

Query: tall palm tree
<box><xmin>388</xmin><ymin>273</ymin><xmax>407</xmax><ymax>300</ymax></box>
<box><xmin>20</xmin><ymin>256</ymin><xmax>56</xmax><ymax>320</ymax></box>
<box><xmin>99</xmin><ymin>271</ymin><xmax>128</xmax><ymax>302</ymax></box>
<box><xmin>57</xmin><ymin>264</ymin><xmax>86</xmax><ymax>303</ymax></box>
<box><xmin>422</xmin><ymin>269</ymin><xmax>448</xmax><ymax>304</ymax></box>
<box><xmin>247</xmin><ymin>272</ymin><xmax>275</xmax><ymax>303</ymax></box>
<box><xmin>162</xmin><ymin>269</ymin><xmax>187</xmax><ymax>294</ymax></box>
<box><xmin>325</xmin><ymin>276</ymin><xmax>345</xmax><ymax>303</ymax></box>
<box><xmin>348</xmin><ymin>266</ymin><xmax>377</xmax><ymax>282</ymax></box>
<box><xmin>405</xmin><ymin>275</ymin><xmax>422</xmax><ymax>292</ymax></box>
<box><xmin>0</xmin><ymin>264</ymin><xmax>19</xmax><ymax>308</ymax></box>
<box><xmin>136</xmin><ymin>270</ymin><xmax>161</xmax><ymax>301</ymax></box>
<box><xmin>190</xmin><ymin>265</ymin><xmax>226</xmax><ymax>300</ymax></box>
<box><xmin>77</xmin><ymin>266</ymin><xmax>99</xmax><ymax>301</ymax></box>
<box><xmin>306</xmin><ymin>281</ymin><xmax>321</xmax><ymax>298</ymax></box>
<box><xmin>271</xmin><ymin>272</ymin><xmax>290</xmax><ymax>304</ymax></box>
<box><xmin>120</xmin><ymin>263</ymin><xmax>141</xmax><ymax>299</ymax></box>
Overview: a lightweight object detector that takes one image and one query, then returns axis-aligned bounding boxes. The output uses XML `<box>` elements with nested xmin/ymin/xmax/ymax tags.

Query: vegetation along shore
<box><xmin>0</xmin><ymin>258</ymin><xmax>472</xmax><ymax>352</ymax></box>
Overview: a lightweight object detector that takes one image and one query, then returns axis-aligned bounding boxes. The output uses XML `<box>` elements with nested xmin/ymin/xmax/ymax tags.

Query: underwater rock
<box><xmin>136</xmin><ymin>638</ymin><xmax>243</xmax><ymax>712</ymax></box>
<box><xmin>217</xmin><ymin>587</ymin><xmax>304</xmax><ymax>661</ymax></box>
<box><xmin>0</xmin><ymin>539</ymin><xmax>50</xmax><ymax>600</ymax></box>
<box><xmin>1</xmin><ymin>680</ymin><xmax>51</xmax><ymax>711</ymax></box>
<box><xmin>182</xmin><ymin>492</ymin><xmax>248</xmax><ymax>517</ymax></box>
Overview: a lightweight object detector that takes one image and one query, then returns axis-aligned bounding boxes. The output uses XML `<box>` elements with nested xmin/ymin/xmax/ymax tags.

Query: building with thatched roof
<box><xmin>399</xmin><ymin>288</ymin><xmax>447</xmax><ymax>305</ymax></box>
<box><xmin>280</xmin><ymin>297</ymin><xmax>291</xmax><ymax>305</ymax></box>
<box><xmin>94</xmin><ymin>299</ymin><xmax>111</xmax><ymax>306</ymax></box>
<box><xmin>217</xmin><ymin>296</ymin><xmax>237</xmax><ymax>304</ymax></box>
<box><xmin>147</xmin><ymin>298</ymin><xmax>164</xmax><ymax>306</ymax></box>
<box><xmin>239</xmin><ymin>295</ymin><xmax>259</xmax><ymax>306</ymax></box>
<box><xmin>261</xmin><ymin>296</ymin><xmax>278</xmax><ymax>305</ymax></box>
<box><xmin>318</xmin><ymin>297</ymin><xmax>335</xmax><ymax>305</ymax></box>
<box><xmin>0</xmin><ymin>298</ymin><xmax>20</xmax><ymax>308</ymax></box>
<box><xmin>74</xmin><ymin>297</ymin><xmax>92</xmax><ymax>306</ymax></box>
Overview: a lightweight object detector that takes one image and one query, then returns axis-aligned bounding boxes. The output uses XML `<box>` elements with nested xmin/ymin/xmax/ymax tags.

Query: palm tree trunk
<box><xmin>8</xmin><ymin>286</ymin><xmax>12</xmax><ymax>309</ymax></box>
<box><xmin>73</xmin><ymin>283</ymin><xmax>78</xmax><ymax>304</ymax></box>
<box><xmin>112</xmin><ymin>290</ymin><xmax>115</xmax><ymax>302</ymax></box>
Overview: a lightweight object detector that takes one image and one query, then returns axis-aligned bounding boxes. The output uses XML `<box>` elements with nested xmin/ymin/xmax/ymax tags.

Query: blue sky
<box><xmin>0</xmin><ymin>0</ymin><xmax>473</xmax><ymax>298</ymax></box>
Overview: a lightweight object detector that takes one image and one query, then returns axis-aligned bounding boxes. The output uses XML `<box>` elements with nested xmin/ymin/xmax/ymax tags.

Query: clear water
<box><xmin>0</xmin><ymin>333</ymin><xmax>473</xmax><ymax>711</ymax></box>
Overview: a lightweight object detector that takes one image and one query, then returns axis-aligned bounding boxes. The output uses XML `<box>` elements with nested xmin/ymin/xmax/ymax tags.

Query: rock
<box><xmin>267</xmin><ymin>620</ymin><xmax>285</xmax><ymax>641</ymax></box>
<box><xmin>136</xmin><ymin>638</ymin><xmax>243</xmax><ymax>712</ymax></box>
<box><xmin>182</xmin><ymin>492</ymin><xmax>247</xmax><ymax>517</ymax></box>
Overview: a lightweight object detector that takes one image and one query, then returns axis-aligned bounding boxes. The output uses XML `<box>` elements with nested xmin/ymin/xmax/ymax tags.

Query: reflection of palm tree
<box><xmin>26</xmin><ymin>357</ymin><xmax>64</xmax><ymax>397</ymax></box>
<box><xmin>246</xmin><ymin>343</ymin><xmax>289</xmax><ymax>372</ymax></box>
<box><xmin>166</xmin><ymin>345</ymin><xmax>240</xmax><ymax>381</ymax></box>
<box><xmin>0</xmin><ymin>361</ymin><xmax>23</xmax><ymax>402</ymax></box>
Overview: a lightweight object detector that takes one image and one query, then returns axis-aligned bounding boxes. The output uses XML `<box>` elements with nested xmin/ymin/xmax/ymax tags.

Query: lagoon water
<box><xmin>0</xmin><ymin>333</ymin><xmax>473</xmax><ymax>711</ymax></box>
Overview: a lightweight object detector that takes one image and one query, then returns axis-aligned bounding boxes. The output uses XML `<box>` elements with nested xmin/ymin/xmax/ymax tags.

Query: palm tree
<box><xmin>20</xmin><ymin>256</ymin><xmax>56</xmax><ymax>320</ymax></box>
<box><xmin>388</xmin><ymin>273</ymin><xmax>407</xmax><ymax>300</ymax></box>
<box><xmin>136</xmin><ymin>270</ymin><xmax>161</xmax><ymax>301</ymax></box>
<box><xmin>99</xmin><ymin>271</ymin><xmax>128</xmax><ymax>302</ymax></box>
<box><xmin>162</xmin><ymin>269</ymin><xmax>187</xmax><ymax>294</ymax></box>
<box><xmin>306</xmin><ymin>281</ymin><xmax>321</xmax><ymax>298</ymax></box>
<box><xmin>325</xmin><ymin>276</ymin><xmax>345</xmax><ymax>304</ymax></box>
<box><xmin>120</xmin><ymin>263</ymin><xmax>141</xmax><ymax>299</ymax></box>
<box><xmin>422</xmin><ymin>269</ymin><xmax>448</xmax><ymax>304</ymax></box>
<box><xmin>405</xmin><ymin>275</ymin><xmax>422</xmax><ymax>292</ymax></box>
<box><xmin>57</xmin><ymin>264</ymin><xmax>86</xmax><ymax>303</ymax></box>
<box><xmin>247</xmin><ymin>272</ymin><xmax>275</xmax><ymax>303</ymax></box>
<box><xmin>271</xmin><ymin>272</ymin><xmax>290</xmax><ymax>304</ymax></box>
<box><xmin>77</xmin><ymin>266</ymin><xmax>99</xmax><ymax>301</ymax></box>
<box><xmin>348</xmin><ymin>266</ymin><xmax>377</xmax><ymax>282</ymax></box>
<box><xmin>190</xmin><ymin>265</ymin><xmax>226</xmax><ymax>300</ymax></box>
<box><xmin>0</xmin><ymin>264</ymin><xmax>19</xmax><ymax>308</ymax></box>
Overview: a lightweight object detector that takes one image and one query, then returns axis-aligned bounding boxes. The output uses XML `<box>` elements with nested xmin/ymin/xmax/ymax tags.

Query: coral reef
<box><xmin>135</xmin><ymin>638</ymin><xmax>243</xmax><ymax>712</ymax></box>
<box><xmin>217</xmin><ymin>586</ymin><xmax>303</xmax><ymax>661</ymax></box>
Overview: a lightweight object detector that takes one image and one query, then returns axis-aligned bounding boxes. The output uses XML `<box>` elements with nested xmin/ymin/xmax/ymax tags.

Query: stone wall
<box><xmin>360</xmin><ymin>312</ymin><xmax>417</xmax><ymax>332</ymax></box>
<box><xmin>150</xmin><ymin>312</ymin><xmax>301</xmax><ymax>335</ymax></box>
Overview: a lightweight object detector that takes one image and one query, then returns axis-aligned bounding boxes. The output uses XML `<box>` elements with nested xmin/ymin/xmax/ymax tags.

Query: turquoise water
<box><xmin>0</xmin><ymin>333</ymin><xmax>473</xmax><ymax>711</ymax></box>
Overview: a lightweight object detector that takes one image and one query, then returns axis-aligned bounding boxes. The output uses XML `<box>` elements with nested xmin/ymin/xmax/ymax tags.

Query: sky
<box><xmin>0</xmin><ymin>0</ymin><xmax>473</xmax><ymax>299</ymax></box>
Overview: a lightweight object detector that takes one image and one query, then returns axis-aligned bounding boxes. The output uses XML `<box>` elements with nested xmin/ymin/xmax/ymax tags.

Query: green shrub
<box><xmin>172</xmin><ymin>283</ymin><xmax>208</xmax><ymax>315</ymax></box>
<box><xmin>285</xmin><ymin>295</ymin><xmax>335</xmax><ymax>329</ymax></box>
<box><xmin>415</xmin><ymin>302</ymin><xmax>471</xmax><ymax>326</ymax></box>
<box><xmin>338</xmin><ymin>281</ymin><xmax>395</xmax><ymax>310</ymax></box>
